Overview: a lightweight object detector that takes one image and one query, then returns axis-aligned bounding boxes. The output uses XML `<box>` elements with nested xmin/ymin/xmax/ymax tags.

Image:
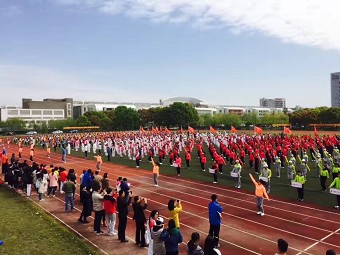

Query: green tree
<box><xmin>76</xmin><ymin>115</ymin><xmax>91</xmax><ymax>126</ymax></box>
<box><xmin>167</xmin><ymin>102</ymin><xmax>199</xmax><ymax>127</ymax></box>
<box><xmin>112</xmin><ymin>106</ymin><xmax>139</xmax><ymax>130</ymax></box>
<box><xmin>5</xmin><ymin>118</ymin><xmax>26</xmax><ymax>131</ymax></box>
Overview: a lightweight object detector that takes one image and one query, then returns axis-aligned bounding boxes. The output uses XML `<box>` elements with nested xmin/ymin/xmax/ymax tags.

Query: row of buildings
<box><xmin>0</xmin><ymin>97</ymin><xmax>289</xmax><ymax>127</ymax></box>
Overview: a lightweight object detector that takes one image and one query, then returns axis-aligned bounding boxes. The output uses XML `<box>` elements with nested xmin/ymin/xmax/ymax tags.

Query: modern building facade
<box><xmin>260</xmin><ymin>98</ymin><xmax>286</xmax><ymax>108</ymax></box>
<box><xmin>0</xmin><ymin>106</ymin><xmax>64</xmax><ymax>126</ymax></box>
<box><xmin>22</xmin><ymin>98</ymin><xmax>73</xmax><ymax>119</ymax></box>
<box><xmin>331</xmin><ymin>72</ymin><xmax>340</xmax><ymax>107</ymax></box>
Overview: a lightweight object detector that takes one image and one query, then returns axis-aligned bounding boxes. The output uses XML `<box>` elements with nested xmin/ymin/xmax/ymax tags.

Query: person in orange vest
<box><xmin>151</xmin><ymin>158</ymin><xmax>160</xmax><ymax>187</ymax></box>
<box><xmin>47</xmin><ymin>146</ymin><xmax>51</xmax><ymax>158</ymax></box>
<box><xmin>249</xmin><ymin>173</ymin><xmax>270</xmax><ymax>216</ymax></box>
<box><xmin>94</xmin><ymin>153</ymin><xmax>103</xmax><ymax>172</ymax></box>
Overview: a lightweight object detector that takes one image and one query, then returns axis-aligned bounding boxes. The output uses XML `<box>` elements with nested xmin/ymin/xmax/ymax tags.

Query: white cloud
<box><xmin>0</xmin><ymin>65</ymin><xmax>161</xmax><ymax>106</ymax></box>
<box><xmin>53</xmin><ymin>0</ymin><xmax>340</xmax><ymax>51</ymax></box>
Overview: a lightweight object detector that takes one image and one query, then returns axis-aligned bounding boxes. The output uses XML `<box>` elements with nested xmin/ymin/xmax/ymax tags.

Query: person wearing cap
<box><xmin>208</xmin><ymin>194</ymin><xmax>223</xmax><ymax>248</ymax></box>
<box><xmin>274</xmin><ymin>156</ymin><xmax>281</xmax><ymax>178</ymax></box>
<box><xmin>294</xmin><ymin>171</ymin><xmax>306</xmax><ymax>202</ymax></box>
<box><xmin>299</xmin><ymin>156</ymin><xmax>310</xmax><ymax>179</ymax></box>
<box><xmin>151</xmin><ymin>217</ymin><xmax>166</xmax><ymax>255</ymax></box>
<box><xmin>328</xmin><ymin>172</ymin><xmax>340</xmax><ymax>209</ymax></box>
<box><xmin>231</xmin><ymin>160</ymin><xmax>242</xmax><ymax>188</ymax></box>
<box><xmin>285</xmin><ymin>156</ymin><xmax>296</xmax><ymax>185</ymax></box>
<box><xmin>274</xmin><ymin>239</ymin><xmax>288</xmax><ymax>255</ymax></box>
<box><xmin>259</xmin><ymin>164</ymin><xmax>272</xmax><ymax>194</ymax></box>
<box><xmin>249</xmin><ymin>173</ymin><xmax>270</xmax><ymax>216</ymax></box>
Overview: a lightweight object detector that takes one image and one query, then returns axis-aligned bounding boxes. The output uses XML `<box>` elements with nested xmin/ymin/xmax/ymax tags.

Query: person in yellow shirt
<box><xmin>249</xmin><ymin>173</ymin><xmax>270</xmax><ymax>216</ymax></box>
<box><xmin>329</xmin><ymin>172</ymin><xmax>340</xmax><ymax>209</ymax></box>
<box><xmin>259</xmin><ymin>164</ymin><xmax>272</xmax><ymax>194</ymax></box>
<box><xmin>151</xmin><ymin>158</ymin><xmax>160</xmax><ymax>187</ymax></box>
<box><xmin>320</xmin><ymin>165</ymin><xmax>329</xmax><ymax>192</ymax></box>
<box><xmin>94</xmin><ymin>153</ymin><xmax>102</xmax><ymax>172</ymax></box>
<box><xmin>294</xmin><ymin>171</ymin><xmax>306</xmax><ymax>201</ymax></box>
<box><xmin>168</xmin><ymin>199</ymin><xmax>182</xmax><ymax>228</ymax></box>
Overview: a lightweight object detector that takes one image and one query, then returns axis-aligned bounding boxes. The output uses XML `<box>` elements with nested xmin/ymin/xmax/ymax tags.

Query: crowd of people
<box><xmin>1</xmin><ymin>130</ymin><xmax>340</xmax><ymax>254</ymax></box>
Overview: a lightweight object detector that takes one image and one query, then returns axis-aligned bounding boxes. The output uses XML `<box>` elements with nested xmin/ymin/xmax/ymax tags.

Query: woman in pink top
<box><xmin>47</xmin><ymin>169</ymin><xmax>59</xmax><ymax>197</ymax></box>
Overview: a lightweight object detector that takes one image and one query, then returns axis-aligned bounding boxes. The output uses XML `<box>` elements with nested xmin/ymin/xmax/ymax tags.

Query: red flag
<box><xmin>188</xmin><ymin>126</ymin><xmax>195</xmax><ymax>134</ymax></box>
<box><xmin>209</xmin><ymin>126</ymin><xmax>216</xmax><ymax>134</ymax></box>
<box><xmin>180</xmin><ymin>127</ymin><xmax>184</xmax><ymax>133</ymax></box>
<box><xmin>314</xmin><ymin>126</ymin><xmax>318</xmax><ymax>137</ymax></box>
<box><xmin>254</xmin><ymin>126</ymin><xmax>263</xmax><ymax>134</ymax></box>
<box><xmin>140</xmin><ymin>127</ymin><xmax>145</xmax><ymax>133</ymax></box>
<box><xmin>165</xmin><ymin>127</ymin><xmax>171</xmax><ymax>134</ymax></box>
<box><xmin>231</xmin><ymin>126</ymin><xmax>237</xmax><ymax>134</ymax></box>
<box><xmin>159</xmin><ymin>127</ymin><xmax>162</xmax><ymax>132</ymax></box>
<box><xmin>283</xmin><ymin>126</ymin><xmax>292</xmax><ymax>135</ymax></box>
<box><xmin>152</xmin><ymin>127</ymin><xmax>157</xmax><ymax>134</ymax></box>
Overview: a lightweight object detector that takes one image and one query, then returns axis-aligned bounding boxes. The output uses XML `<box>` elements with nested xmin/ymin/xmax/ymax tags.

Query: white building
<box><xmin>331</xmin><ymin>72</ymin><xmax>340</xmax><ymax>107</ymax></box>
<box><xmin>260</xmin><ymin>98</ymin><xmax>286</xmax><ymax>108</ymax></box>
<box><xmin>0</xmin><ymin>106</ymin><xmax>65</xmax><ymax>126</ymax></box>
<box><xmin>195</xmin><ymin>107</ymin><xmax>217</xmax><ymax>115</ymax></box>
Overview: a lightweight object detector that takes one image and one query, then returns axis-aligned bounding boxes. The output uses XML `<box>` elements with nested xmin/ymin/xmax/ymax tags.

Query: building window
<box><xmin>32</xmin><ymin>110</ymin><xmax>42</xmax><ymax>115</ymax></box>
<box><xmin>20</xmin><ymin>110</ymin><xmax>30</xmax><ymax>115</ymax></box>
<box><xmin>43</xmin><ymin>110</ymin><xmax>53</xmax><ymax>115</ymax></box>
<box><xmin>8</xmin><ymin>110</ymin><xmax>18</xmax><ymax>115</ymax></box>
<box><xmin>54</xmin><ymin>110</ymin><xmax>63</xmax><ymax>115</ymax></box>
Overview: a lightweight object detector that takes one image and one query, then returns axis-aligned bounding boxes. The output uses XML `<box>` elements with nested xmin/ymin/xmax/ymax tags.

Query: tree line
<box><xmin>2</xmin><ymin>104</ymin><xmax>340</xmax><ymax>132</ymax></box>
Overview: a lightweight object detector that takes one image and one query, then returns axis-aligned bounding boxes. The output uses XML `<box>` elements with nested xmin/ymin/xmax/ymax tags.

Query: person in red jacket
<box><xmin>200</xmin><ymin>153</ymin><xmax>207</xmax><ymax>171</ymax></box>
<box><xmin>104</xmin><ymin>187</ymin><xmax>118</xmax><ymax>236</ymax></box>
<box><xmin>185</xmin><ymin>150</ymin><xmax>191</xmax><ymax>169</ymax></box>
<box><xmin>174</xmin><ymin>156</ymin><xmax>182</xmax><ymax>176</ymax></box>
<box><xmin>217</xmin><ymin>155</ymin><xmax>226</xmax><ymax>174</ymax></box>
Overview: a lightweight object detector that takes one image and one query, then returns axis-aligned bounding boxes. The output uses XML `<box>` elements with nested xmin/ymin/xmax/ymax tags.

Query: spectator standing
<box><xmin>151</xmin><ymin>217</ymin><xmax>166</xmax><ymax>255</ymax></box>
<box><xmin>160</xmin><ymin>219</ymin><xmax>183</xmax><ymax>255</ymax></box>
<box><xmin>63</xmin><ymin>177</ymin><xmax>76</xmax><ymax>213</ymax></box>
<box><xmin>208</xmin><ymin>194</ymin><xmax>223</xmax><ymax>248</ymax></box>
<box><xmin>92</xmin><ymin>187</ymin><xmax>105</xmax><ymax>235</ymax></box>
<box><xmin>187</xmin><ymin>232</ymin><xmax>204</xmax><ymax>255</ymax></box>
<box><xmin>132</xmin><ymin>196</ymin><xmax>148</xmax><ymax>247</ymax></box>
<box><xmin>203</xmin><ymin>235</ymin><xmax>222</xmax><ymax>255</ymax></box>
<box><xmin>117</xmin><ymin>189</ymin><xmax>132</xmax><ymax>242</ymax></box>
<box><xmin>103</xmin><ymin>187</ymin><xmax>118</xmax><ymax>236</ymax></box>
<box><xmin>168</xmin><ymin>199</ymin><xmax>182</xmax><ymax>229</ymax></box>
<box><xmin>78</xmin><ymin>186</ymin><xmax>92</xmax><ymax>223</ymax></box>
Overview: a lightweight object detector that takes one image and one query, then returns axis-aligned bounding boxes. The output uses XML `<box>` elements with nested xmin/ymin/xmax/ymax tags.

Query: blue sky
<box><xmin>1</xmin><ymin>0</ymin><xmax>340</xmax><ymax>107</ymax></box>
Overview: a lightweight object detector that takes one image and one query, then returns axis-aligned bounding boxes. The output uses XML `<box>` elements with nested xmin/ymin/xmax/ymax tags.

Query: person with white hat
<box><xmin>260</xmin><ymin>164</ymin><xmax>272</xmax><ymax>194</ymax></box>
<box><xmin>231</xmin><ymin>160</ymin><xmax>242</xmax><ymax>189</ymax></box>
<box><xmin>151</xmin><ymin>217</ymin><xmax>166</xmax><ymax>255</ymax></box>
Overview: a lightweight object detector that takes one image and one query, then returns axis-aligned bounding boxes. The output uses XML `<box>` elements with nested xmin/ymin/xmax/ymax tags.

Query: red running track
<box><xmin>8</xmin><ymin>146</ymin><xmax>340</xmax><ymax>255</ymax></box>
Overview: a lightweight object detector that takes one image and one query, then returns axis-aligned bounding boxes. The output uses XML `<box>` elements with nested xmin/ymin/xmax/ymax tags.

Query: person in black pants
<box><xmin>132</xmin><ymin>196</ymin><xmax>148</xmax><ymax>247</ymax></box>
<box><xmin>117</xmin><ymin>190</ymin><xmax>132</xmax><ymax>242</ymax></box>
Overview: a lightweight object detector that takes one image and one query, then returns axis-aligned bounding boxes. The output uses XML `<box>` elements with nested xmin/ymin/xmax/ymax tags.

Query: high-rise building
<box><xmin>259</xmin><ymin>98</ymin><xmax>286</xmax><ymax>108</ymax></box>
<box><xmin>331</xmin><ymin>72</ymin><xmax>340</xmax><ymax>107</ymax></box>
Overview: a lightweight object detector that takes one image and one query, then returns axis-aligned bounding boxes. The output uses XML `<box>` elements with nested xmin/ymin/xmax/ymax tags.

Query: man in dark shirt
<box><xmin>132</xmin><ymin>196</ymin><xmax>148</xmax><ymax>247</ymax></box>
<box><xmin>117</xmin><ymin>189</ymin><xmax>132</xmax><ymax>242</ymax></box>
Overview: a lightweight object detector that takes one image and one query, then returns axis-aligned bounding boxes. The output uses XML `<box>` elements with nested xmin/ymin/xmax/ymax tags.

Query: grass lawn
<box><xmin>0</xmin><ymin>185</ymin><xmax>101</xmax><ymax>255</ymax></box>
<box><xmin>47</xmin><ymin>143</ymin><xmax>338</xmax><ymax>209</ymax></box>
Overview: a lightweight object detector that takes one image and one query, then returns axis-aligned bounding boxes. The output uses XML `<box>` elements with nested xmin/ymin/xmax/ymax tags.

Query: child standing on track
<box><xmin>249</xmin><ymin>173</ymin><xmax>270</xmax><ymax>216</ymax></box>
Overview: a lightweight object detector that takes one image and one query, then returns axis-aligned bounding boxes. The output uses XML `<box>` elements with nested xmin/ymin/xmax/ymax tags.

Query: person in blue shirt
<box><xmin>208</xmin><ymin>194</ymin><xmax>223</xmax><ymax>248</ymax></box>
<box><xmin>61</xmin><ymin>146</ymin><xmax>67</xmax><ymax>163</ymax></box>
